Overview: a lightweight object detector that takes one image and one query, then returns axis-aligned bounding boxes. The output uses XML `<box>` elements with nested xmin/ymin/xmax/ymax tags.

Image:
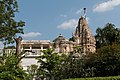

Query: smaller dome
<box><xmin>53</xmin><ymin>34</ymin><xmax>66</xmax><ymax>42</ymax></box>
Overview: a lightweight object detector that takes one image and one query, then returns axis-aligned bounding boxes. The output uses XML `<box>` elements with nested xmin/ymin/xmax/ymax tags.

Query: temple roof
<box><xmin>79</xmin><ymin>16</ymin><xmax>88</xmax><ymax>26</ymax></box>
<box><xmin>53</xmin><ymin>34</ymin><xmax>67</xmax><ymax>42</ymax></box>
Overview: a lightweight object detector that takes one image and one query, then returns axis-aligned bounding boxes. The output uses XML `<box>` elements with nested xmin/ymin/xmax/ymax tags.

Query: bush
<box><xmin>64</xmin><ymin>76</ymin><xmax>120</xmax><ymax>80</ymax></box>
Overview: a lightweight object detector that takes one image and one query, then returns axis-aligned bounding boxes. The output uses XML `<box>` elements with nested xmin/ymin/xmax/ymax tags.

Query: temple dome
<box><xmin>53</xmin><ymin>34</ymin><xmax>67</xmax><ymax>42</ymax></box>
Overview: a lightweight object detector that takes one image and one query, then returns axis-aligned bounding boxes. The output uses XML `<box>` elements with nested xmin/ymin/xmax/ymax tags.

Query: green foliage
<box><xmin>35</xmin><ymin>44</ymin><xmax>120</xmax><ymax>79</ymax></box>
<box><xmin>61</xmin><ymin>44</ymin><xmax>120</xmax><ymax>79</ymax></box>
<box><xmin>73</xmin><ymin>46</ymin><xmax>83</xmax><ymax>54</ymax></box>
<box><xmin>27</xmin><ymin>64</ymin><xmax>38</xmax><ymax>80</ymax></box>
<box><xmin>36</xmin><ymin>48</ymin><xmax>64</xmax><ymax>80</ymax></box>
<box><xmin>0</xmin><ymin>0</ymin><xmax>28</xmax><ymax>79</ymax></box>
<box><xmin>85</xmin><ymin>44</ymin><xmax>120</xmax><ymax>77</ymax></box>
<box><xmin>5</xmin><ymin>45</ymin><xmax>15</xmax><ymax>49</ymax></box>
<box><xmin>95</xmin><ymin>23</ymin><xmax>120</xmax><ymax>48</ymax></box>
<box><xmin>60</xmin><ymin>46</ymin><xmax>87</xmax><ymax>79</ymax></box>
<box><xmin>0</xmin><ymin>0</ymin><xmax>25</xmax><ymax>44</ymax></box>
<box><xmin>61</xmin><ymin>54</ymin><xmax>85</xmax><ymax>79</ymax></box>
<box><xmin>64</xmin><ymin>76</ymin><xmax>120</xmax><ymax>80</ymax></box>
<box><xmin>69</xmin><ymin>37</ymin><xmax>75</xmax><ymax>42</ymax></box>
<box><xmin>0</xmin><ymin>51</ymin><xmax>29</xmax><ymax>80</ymax></box>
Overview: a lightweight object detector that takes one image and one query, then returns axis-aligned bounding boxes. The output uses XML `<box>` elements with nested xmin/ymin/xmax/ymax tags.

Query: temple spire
<box><xmin>83</xmin><ymin>8</ymin><xmax>86</xmax><ymax>18</ymax></box>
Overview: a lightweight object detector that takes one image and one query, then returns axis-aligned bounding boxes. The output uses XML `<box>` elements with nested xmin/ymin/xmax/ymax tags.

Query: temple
<box><xmin>20</xmin><ymin>8</ymin><xmax>95</xmax><ymax>55</ymax></box>
<box><xmin>0</xmin><ymin>8</ymin><xmax>96</xmax><ymax>70</ymax></box>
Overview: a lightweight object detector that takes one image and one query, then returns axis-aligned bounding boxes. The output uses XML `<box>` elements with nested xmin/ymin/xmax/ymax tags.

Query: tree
<box><xmin>95</xmin><ymin>23</ymin><xmax>120</xmax><ymax>48</ymax></box>
<box><xmin>0</xmin><ymin>0</ymin><xmax>25</xmax><ymax>45</ymax></box>
<box><xmin>0</xmin><ymin>52</ymin><xmax>29</xmax><ymax>80</ymax></box>
<box><xmin>61</xmin><ymin>53</ymin><xmax>85</xmax><ymax>79</ymax></box>
<box><xmin>60</xmin><ymin>46</ymin><xmax>87</xmax><ymax>79</ymax></box>
<box><xmin>85</xmin><ymin>44</ymin><xmax>120</xmax><ymax>77</ymax></box>
<box><xmin>0</xmin><ymin>1</ymin><xmax>28</xmax><ymax>79</ymax></box>
<box><xmin>36</xmin><ymin>48</ymin><xmax>64</xmax><ymax>80</ymax></box>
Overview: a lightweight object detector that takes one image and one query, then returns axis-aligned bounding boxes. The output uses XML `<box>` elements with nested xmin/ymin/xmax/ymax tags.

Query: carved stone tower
<box><xmin>73</xmin><ymin>8</ymin><xmax>96</xmax><ymax>53</ymax></box>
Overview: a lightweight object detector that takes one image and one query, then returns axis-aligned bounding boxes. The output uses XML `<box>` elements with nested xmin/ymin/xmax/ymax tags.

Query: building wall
<box><xmin>21</xmin><ymin>58</ymin><xmax>39</xmax><ymax>70</ymax></box>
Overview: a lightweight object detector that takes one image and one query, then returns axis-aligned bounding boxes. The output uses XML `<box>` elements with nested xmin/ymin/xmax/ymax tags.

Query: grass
<box><xmin>64</xmin><ymin>76</ymin><xmax>120</xmax><ymax>80</ymax></box>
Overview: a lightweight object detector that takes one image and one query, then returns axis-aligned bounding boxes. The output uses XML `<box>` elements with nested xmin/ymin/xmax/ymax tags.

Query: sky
<box><xmin>1</xmin><ymin>0</ymin><xmax>120</xmax><ymax>48</ymax></box>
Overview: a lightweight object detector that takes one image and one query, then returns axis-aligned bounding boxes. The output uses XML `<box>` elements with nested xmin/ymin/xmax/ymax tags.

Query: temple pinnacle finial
<box><xmin>59</xmin><ymin>33</ymin><xmax>62</xmax><ymax>36</ymax></box>
<box><xmin>83</xmin><ymin>8</ymin><xmax>86</xmax><ymax>18</ymax></box>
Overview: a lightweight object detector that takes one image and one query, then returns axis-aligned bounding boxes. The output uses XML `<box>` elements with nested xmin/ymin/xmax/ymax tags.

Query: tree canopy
<box><xmin>85</xmin><ymin>44</ymin><xmax>120</xmax><ymax>77</ymax></box>
<box><xmin>95</xmin><ymin>23</ymin><xmax>120</xmax><ymax>48</ymax></box>
<box><xmin>0</xmin><ymin>52</ymin><xmax>29</xmax><ymax>80</ymax></box>
<box><xmin>0</xmin><ymin>0</ymin><xmax>25</xmax><ymax>45</ymax></box>
<box><xmin>36</xmin><ymin>48</ymin><xmax>64</xmax><ymax>80</ymax></box>
<box><xmin>0</xmin><ymin>0</ymin><xmax>29</xmax><ymax>80</ymax></box>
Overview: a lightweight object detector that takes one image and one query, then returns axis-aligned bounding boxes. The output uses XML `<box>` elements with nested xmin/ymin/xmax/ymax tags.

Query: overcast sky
<box><xmin>1</xmin><ymin>0</ymin><xmax>120</xmax><ymax>48</ymax></box>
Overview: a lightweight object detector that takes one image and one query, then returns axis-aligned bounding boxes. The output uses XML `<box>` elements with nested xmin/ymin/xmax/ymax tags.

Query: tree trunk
<box><xmin>14</xmin><ymin>36</ymin><xmax>22</xmax><ymax>55</ymax></box>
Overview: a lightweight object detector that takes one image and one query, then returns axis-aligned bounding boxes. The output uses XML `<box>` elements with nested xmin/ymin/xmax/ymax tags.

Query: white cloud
<box><xmin>22</xmin><ymin>32</ymin><xmax>42</xmax><ymax>38</ymax></box>
<box><xmin>76</xmin><ymin>8</ymin><xmax>83</xmax><ymax>14</ymax></box>
<box><xmin>93</xmin><ymin>0</ymin><xmax>120</xmax><ymax>12</ymax></box>
<box><xmin>60</xmin><ymin>14</ymin><xmax>67</xmax><ymax>17</ymax></box>
<box><xmin>57</xmin><ymin>19</ymin><xmax>78</xmax><ymax>30</ymax></box>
